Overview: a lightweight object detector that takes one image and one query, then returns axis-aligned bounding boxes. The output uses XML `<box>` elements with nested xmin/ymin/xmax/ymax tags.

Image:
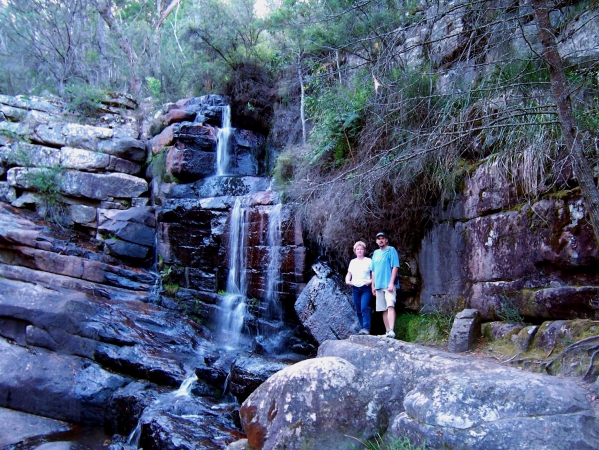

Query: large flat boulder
<box><xmin>0</xmin><ymin>336</ymin><xmax>129</xmax><ymax>425</ymax></box>
<box><xmin>0</xmin><ymin>407</ymin><xmax>72</xmax><ymax>448</ymax></box>
<box><xmin>240</xmin><ymin>336</ymin><xmax>599</xmax><ymax>449</ymax></box>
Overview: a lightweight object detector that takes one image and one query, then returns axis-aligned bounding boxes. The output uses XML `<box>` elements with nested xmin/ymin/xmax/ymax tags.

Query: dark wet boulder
<box><xmin>229</xmin><ymin>355</ymin><xmax>290</xmax><ymax>403</ymax></box>
<box><xmin>97</xmin><ymin>207</ymin><xmax>156</xmax><ymax>265</ymax></box>
<box><xmin>0</xmin><ymin>336</ymin><xmax>130</xmax><ymax>425</ymax></box>
<box><xmin>174</xmin><ymin>123</ymin><xmax>218</xmax><ymax>151</ymax></box>
<box><xmin>294</xmin><ymin>262</ymin><xmax>360</xmax><ymax>344</ymax></box>
<box><xmin>135</xmin><ymin>394</ymin><xmax>243</xmax><ymax>450</ymax></box>
<box><xmin>166</xmin><ymin>145</ymin><xmax>216</xmax><ymax>181</ymax></box>
<box><xmin>104</xmin><ymin>381</ymin><xmax>166</xmax><ymax>436</ymax></box>
<box><xmin>195</xmin><ymin>351</ymin><xmax>236</xmax><ymax>391</ymax></box>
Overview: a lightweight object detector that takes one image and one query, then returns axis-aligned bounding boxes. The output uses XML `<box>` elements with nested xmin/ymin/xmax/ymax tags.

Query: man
<box><xmin>370</xmin><ymin>231</ymin><xmax>400</xmax><ymax>338</ymax></box>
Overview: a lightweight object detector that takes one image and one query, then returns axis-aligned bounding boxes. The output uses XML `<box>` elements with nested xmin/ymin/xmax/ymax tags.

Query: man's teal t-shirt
<box><xmin>370</xmin><ymin>247</ymin><xmax>400</xmax><ymax>290</ymax></box>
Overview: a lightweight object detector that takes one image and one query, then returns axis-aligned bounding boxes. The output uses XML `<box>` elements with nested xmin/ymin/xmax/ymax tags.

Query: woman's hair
<box><xmin>353</xmin><ymin>241</ymin><xmax>366</xmax><ymax>252</ymax></box>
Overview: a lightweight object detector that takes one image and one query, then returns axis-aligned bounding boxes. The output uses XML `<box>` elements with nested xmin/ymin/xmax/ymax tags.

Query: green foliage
<box><xmin>22</xmin><ymin>166</ymin><xmax>69</xmax><ymax>226</ymax></box>
<box><xmin>489</xmin><ymin>58</ymin><xmax>549</xmax><ymax>87</ymax></box>
<box><xmin>226</xmin><ymin>61</ymin><xmax>275</xmax><ymax>133</ymax></box>
<box><xmin>147</xmin><ymin>150</ymin><xmax>168</xmax><ymax>182</ymax></box>
<box><xmin>160</xmin><ymin>264</ymin><xmax>173</xmax><ymax>283</ymax></box>
<box><xmin>272</xmin><ymin>147</ymin><xmax>302</xmax><ymax>186</ymax></box>
<box><xmin>163</xmin><ymin>283</ymin><xmax>180</xmax><ymax>297</ymax></box>
<box><xmin>497</xmin><ymin>295</ymin><xmax>524</xmax><ymax>325</ymax></box>
<box><xmin>395</xmin><ymin>310</ymin><xmax>455</xmax><ymax>343</ymax></box>
<box><xmin>306</xmin><ymin>72</ymin><xmax>371</xmax><ymax>165</ymax></box>
<box><xmin>146</xmin><ymin>77</ymin><xmax>162</xmax><ymax>98</ymax></box>
<box><xmin>65</xmin><ymin>85</ymin><xmax>107</xmax><ymax>117</ymax></box>
<box><xmin>350</xmin><ymin>434</ymin><xmax>427</xmax><ymax>450</ymax></box>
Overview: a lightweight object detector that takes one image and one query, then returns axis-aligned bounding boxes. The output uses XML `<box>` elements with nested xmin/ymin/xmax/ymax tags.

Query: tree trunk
<box><xmin>95</xmin><ymin>0</ymin><xmax>141</xmax><ymax>94</ymax></box>
<box><xmin>297</xmin><ymin>53</ymin><xmax>307</xmax><ymax>146</ymax></box>
<box><xmin>531</xmin><ymin>0</ymin><xmax>599</xmax><ymax>244</ymax></box>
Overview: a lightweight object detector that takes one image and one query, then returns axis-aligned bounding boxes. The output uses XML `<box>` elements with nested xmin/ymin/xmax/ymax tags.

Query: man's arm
<box><xmin>371</xmin><ymin>270</ymin><xmax>376</xmax><ymax>295</ymax></box>
<box><xmin>388</xmin><ymin>266</ymin><xmax>398</xmax><ymax>293</ymax></box>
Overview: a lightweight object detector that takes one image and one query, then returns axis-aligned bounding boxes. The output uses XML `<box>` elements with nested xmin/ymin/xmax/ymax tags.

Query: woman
<box><xmin>345</xmin><ymin>241</ymin><xmax>372</xmax><ymax>335</ymax></box>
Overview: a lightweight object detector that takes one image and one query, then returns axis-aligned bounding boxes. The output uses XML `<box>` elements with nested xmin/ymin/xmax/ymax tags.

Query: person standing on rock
<box><xmin>371</xmin><ymin>232</ymin><xmax>399</xmax><ymax>338</ymax></box>
<box><xmin>345</xmin><ymin>241</ymin><xmax>372</xmax><ymax>335</ymax></box>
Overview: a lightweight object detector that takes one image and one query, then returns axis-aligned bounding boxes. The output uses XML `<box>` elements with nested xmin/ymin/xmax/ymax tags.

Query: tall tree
<box><xmin>531</xmin><ymin>0</ymin><xmax>599</xmax><ymax>244</ymax></box>
<box><xmin>1</xmin><ymin>0</ymin><xmax>92</xmax><ymax>94</ymax></box>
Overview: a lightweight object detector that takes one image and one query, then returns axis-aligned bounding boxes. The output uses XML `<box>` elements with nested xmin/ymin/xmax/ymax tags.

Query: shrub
<box><xmin>226</xmin><ymin>61</ymin><xmax>276</xmax><ymax>133</ymax></box>
<box><xmin>350</xmin><ymin>434</ymin><xmax>427</xmax><ymax>450</ymax></box>
<box><xmin>65</xmin><ymin>84</ymin><xmax>107</xmax><ymax>117</ymax></box>
<box><xmin>496</xmin><ymin>295</ymin><xmax>524</xmax><ymax>324</ymax></box>
<box><xmin>395</xmin><ymin>310</ymin><xmax>454</xmax><ymax>343</ymax></box>
<box><xmin>22</xmin><ymin>166</ymin><xmax>69</xmax><ymax>226</ymax></box>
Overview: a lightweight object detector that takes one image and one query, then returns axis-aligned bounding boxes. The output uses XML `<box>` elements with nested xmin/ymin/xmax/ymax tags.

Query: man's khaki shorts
<box><xmin>375</xmin><ymin>289</ymin><xmax>396</xmax><ymax>311</ymax></box>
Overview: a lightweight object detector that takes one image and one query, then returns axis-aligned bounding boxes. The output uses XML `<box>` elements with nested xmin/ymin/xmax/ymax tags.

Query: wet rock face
<box><xmin>149</xmin><ymin>95</ymin><xmax>268</xmax><ymax>183</ymax></box>
<box><xmin>420</xmin><ymin>160</ymin><xmax>599</xmax><ymax>320</ymax></box>
<box><xmin>136</xmin><ymin>395</ymin><xmax>243</xmax><ymax>450</ymax></box>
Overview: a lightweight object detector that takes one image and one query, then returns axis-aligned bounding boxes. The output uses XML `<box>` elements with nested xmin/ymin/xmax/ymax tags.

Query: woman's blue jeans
<box><xmin>352</xmin><ymin>285</ymin><xmax>371</xmax><ymax>332</ymax></box>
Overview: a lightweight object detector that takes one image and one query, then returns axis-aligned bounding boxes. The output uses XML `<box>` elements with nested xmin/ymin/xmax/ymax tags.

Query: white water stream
<box><xmin>216</xmin><ymin>105</ymin><xmax>231</xmax><ymax>176</ymax></box>
<box><xmin>217</xmin><ymin>197</ymin><xmax>249</xmax><ymax>349</ymax></box>
<box><xmin>264</xmin><ymin>202</ymin><xmax>283</xmax><ymax>324</ymax></box>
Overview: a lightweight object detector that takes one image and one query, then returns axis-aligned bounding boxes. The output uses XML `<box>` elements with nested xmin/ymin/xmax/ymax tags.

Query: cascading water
<box><xmin>264</xmin><ymin>202</ymin><xmax>283</xmax><ymax>325</ymax></box>
<box><xmin>217</xmin><ymin>197</ymin><xmax>249</xmax><ymax>349</ymax></box>
<box><xmin>216</xmin><ymin>105</ymin><xmax>231</xmax><ymax>176</ymax></box>
<box><xmin>214</xmin><ymin>102</ymin><xmax>289</xmax><ymax>351</ymax></box>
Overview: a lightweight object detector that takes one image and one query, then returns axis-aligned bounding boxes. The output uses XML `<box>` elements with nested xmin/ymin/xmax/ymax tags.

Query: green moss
<box><xmin>163</xmin><ymin>283</ymin><xmax>179</xmax><ymax>297</ymax></box>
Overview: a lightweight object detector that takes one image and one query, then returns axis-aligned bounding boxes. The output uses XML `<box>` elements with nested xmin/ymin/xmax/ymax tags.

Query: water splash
<box><xmin>174</xmin><ymin>374</ymin><xmax>198</xmax><ymax>397</ymax></box>
<box><xmin>127</xmin><ymin>422</ymin><xmax>142</xmax><ymax>448</ymax></box>
<box><xmin>216</xmin><ymin>105</ymin><xmax>231</xmax><ymax>176</ymax></box>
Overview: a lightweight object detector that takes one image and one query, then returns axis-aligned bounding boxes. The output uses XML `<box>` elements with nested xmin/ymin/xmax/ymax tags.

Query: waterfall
<box><xmin>226</xmin><ymin>197</ymin><xmax>248</xmax><ymax>296</ymax></box>
<box><xmin>264</xmin><ymin>202</ymin><xmax>283</xmax><ymax>324</ymax></box>
<box><xmin>174</xmin><ymin>374</ymin><xmax>198</xmax><ymax>397</ymax></box>
<box><xmin>216</xmin><ymin>105</ymin><xmax>231</xmax><ymax>176</ymax></box>
<box><xmin>217</xmin><ymin>197</ymin><xmax>249</xmax><ymax>349</ymax></box>
<box><xmin>127</xmin><ymin>422</ymin><xmax>142</xmax><ymax>448</ymax></box>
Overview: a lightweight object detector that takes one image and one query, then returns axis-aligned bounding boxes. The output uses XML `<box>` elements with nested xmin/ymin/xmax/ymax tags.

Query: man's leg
<box><xmin>387</xmin><ymin>306</ymin><xmax>396</xmax><ymax>333</ymax></box>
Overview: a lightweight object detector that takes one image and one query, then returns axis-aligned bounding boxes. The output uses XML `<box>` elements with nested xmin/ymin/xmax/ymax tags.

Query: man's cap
<box><xmin>376</xmin><ymin>231</ymin><xmax>388</xmax><ymax>238</ymax></box>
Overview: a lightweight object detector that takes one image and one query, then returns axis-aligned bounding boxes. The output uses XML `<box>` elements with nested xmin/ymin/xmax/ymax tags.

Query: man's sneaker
<box><xmin>386</xmin><ymin>330</ymin><xmax>396</xmax><ymax>339</ymax></box>
<box><xmin>358</xmin><ymin>328</ymin><xmax>369</xmax><ymax>335</ymax></box>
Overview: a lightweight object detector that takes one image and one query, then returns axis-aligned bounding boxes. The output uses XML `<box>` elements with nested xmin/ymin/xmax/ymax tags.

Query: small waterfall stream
<box><xmin>264</xmin><ymin>202</ymin><xmax>283</xmax><ymax>325</ymax></box>
<box><xmin>216</xmin><ymin>105</ymin><xmax>231</xmax><ymax>176</ymax></box>
<box><xmin>217</xmin><ymin>197</ymin><xmax>249</xmax><ymax>349</ymax></box>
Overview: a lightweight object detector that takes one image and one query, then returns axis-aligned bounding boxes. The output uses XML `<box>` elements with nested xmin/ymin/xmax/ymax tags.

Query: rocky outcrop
<box><xmin>448</xmin><ymin>308</ymin><xmax>481</xmax><ymax>352</ymax></box>
<box><xmin>0</xmin><ymin>94</ymin><xmax>153</xmax><ymax>265</ymax></box>
<box><xmin>148</xmin><ymin>95</ymin><xmax>268</xmax><ymax>182</ymax></box>
<box><xmin>240</xmin><ymin>336</ymin><xmax>599</xmax><ymax>449</ymax></box>
<box><xmin>294</xmin><ymin>262</ymin><xmax>360</xmax><ymax>344</ymax></box>
<box><xmin>420</xmin><ymin>160</ymin><xmax>599</xmax><ymax>321</ymax></box>
<box><xmin>0</xmin><ymin>92</ymin><xmax>311</xmax><ymax>449</ymax></box>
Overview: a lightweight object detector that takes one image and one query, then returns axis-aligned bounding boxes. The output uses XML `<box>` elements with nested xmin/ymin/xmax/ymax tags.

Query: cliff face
<box><xmin>419</xmin><ymin>161</ymin><xmax>599</xmax><ymax>320</ymax></box>
<box><xmin>398</xmin><ymin>1</ymin><xmax>599</xmax><ymax>320</ymax></box>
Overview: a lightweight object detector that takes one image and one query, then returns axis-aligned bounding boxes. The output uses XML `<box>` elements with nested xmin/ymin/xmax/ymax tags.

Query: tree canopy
<box><xmin>1</xmin><ymin>0</ymin><xmax>598</xmax><ymax>267</ymax></box>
